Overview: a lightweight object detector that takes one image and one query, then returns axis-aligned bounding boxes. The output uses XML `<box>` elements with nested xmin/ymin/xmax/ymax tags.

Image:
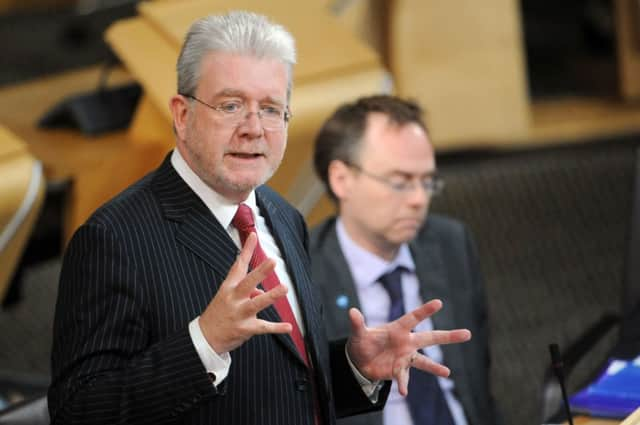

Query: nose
<box><xmin>406</xmin><ymin>181</ymin><xmax>429</xmax><ymax>208</ymax></box>
<box><xmin>237</xmin><ymin>110</ymin><xmax>264</xmax><ymax>138</ymax></box>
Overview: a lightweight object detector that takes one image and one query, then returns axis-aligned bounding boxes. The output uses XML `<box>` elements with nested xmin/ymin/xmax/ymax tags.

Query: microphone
<box><xmin>549</xmin><ymin>343</ymin><xmax>574</xmax><ymax>425</ymax></box>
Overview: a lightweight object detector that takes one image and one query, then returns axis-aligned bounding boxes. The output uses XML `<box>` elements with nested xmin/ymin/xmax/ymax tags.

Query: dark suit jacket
<box><xmin>310</xmin><ymin>215</ymin><xmax>501</xmax><ymax>425</ymax></box>
<box><xmin>48</xmin><ymin>155</ymin><xmax>387</xmax><ymax>425</ymax></box>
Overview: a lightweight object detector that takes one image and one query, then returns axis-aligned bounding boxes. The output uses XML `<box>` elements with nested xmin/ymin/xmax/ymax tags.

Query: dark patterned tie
<box><xmin>378</xmin><ymin>267</ymin><xmax>456</xmax><ymax>425</ymax></box>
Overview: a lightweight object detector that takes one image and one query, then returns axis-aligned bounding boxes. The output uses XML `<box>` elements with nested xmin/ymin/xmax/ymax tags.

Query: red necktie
<box><xmin>232</xmin><ymin>203</ymin><xmax>309</xmax><ymax>366</ymax></box>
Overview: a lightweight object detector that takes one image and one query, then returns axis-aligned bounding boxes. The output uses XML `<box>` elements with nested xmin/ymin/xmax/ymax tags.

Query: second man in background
<box><xmin>310</xmin><ymin>95</ymin><xmax>502</xmax><ymax>425</ymax></box>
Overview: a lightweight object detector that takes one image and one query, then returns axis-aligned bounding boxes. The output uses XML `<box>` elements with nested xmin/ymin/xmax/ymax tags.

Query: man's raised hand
<box><xmin>346</xmin><ymin>299</ymin><xmax>472</xmax><ymax>395</ymax></box>
<box><xmin>199</xmin><ymin>232</ymin><xmax>292</xmax><ymax>354</ymax></box>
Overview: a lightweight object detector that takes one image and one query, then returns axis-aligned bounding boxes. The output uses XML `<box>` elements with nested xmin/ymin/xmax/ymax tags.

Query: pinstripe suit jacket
<box><xmin>310</xmin><ymin>216</ymin><xmax>502</xmax><ymax>425</ymax></box>
<box><xmin>48</xmin><ymin>154</ymin><xmax>386</xmax><ymax>425</ymax></box>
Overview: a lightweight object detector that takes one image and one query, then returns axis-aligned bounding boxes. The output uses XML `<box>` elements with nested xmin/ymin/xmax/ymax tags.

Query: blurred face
<box><xmin>330</xmin><ymin>113</ymin><xmax>435</xmax><ymax>260</ymax></box>
<box><xmin>170</xmin><ymin>51</ymin><xmax>289</xmax><ymax>202</ymax></box>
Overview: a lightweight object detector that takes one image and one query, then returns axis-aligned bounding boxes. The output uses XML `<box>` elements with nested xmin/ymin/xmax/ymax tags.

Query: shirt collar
<box><xmin>170</xmin><ymin>149</ymin><xmax>258</xmax><ymax>229</ymax></box>
<box><xmin>335</xmin><ymin>218</ymin><xmax>415</xmax><ymax>290</ymax></box>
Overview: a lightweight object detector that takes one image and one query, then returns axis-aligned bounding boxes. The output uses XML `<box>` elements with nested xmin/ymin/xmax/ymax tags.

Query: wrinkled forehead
<box><xmin>197</xmin><ymin>51</ymin><xmax>291</xmax><ymax>101</ymax></box>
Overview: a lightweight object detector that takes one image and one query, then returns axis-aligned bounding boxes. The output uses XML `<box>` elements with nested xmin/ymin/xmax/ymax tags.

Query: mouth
<box><xmin>396</xmin><ymin>217</ymin><xmax>424</xmax><ymax>227</ymax></box>
<box><xmin>227</xmin><ymin>152</ymin><xmax>264</xmax><ymax>160</ymax></box>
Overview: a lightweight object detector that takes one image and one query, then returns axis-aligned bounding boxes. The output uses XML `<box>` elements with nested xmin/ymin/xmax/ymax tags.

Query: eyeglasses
<box><xmin>181</xmin><ymin>94</ymin><xmax>291</xmax><ymax>131</ymax></box>
<box><xmin>347</xmin><ymin>162</ymin><xmax>445</xmax><ymax>195</ymax></box>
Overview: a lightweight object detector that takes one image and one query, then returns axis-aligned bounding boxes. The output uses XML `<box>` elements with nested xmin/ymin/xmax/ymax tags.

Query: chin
<box><xmin>391</xmin><ymin>227</ymin><xmax>420</xmax><ymax>244</ymax></box>
<box><xmin>215</xmin><ymin>166</ymin><xmax>275</xmax><ymax>195</ymax></box>
<box><xmin>208</xmin><ymin>177</ymin><xmax>257</xmax><ymax>200</ymax></box>
<box><xmin>229</xmin><ymin>180</ymin><xmax>262</xmax><ymax>193</ymax></box>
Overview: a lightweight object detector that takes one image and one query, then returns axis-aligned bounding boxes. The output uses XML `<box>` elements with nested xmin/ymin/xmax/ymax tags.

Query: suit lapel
<box><xmin>175</xmin><ymin>204</ymin><xmax>238</xmax><ymax>277</ymax></box>
<box><xmin>315</xmin><ymin>220</ymin><xmax>362</xmax><ymax>339</ymax></box>
<box><xmin>152</xmin><ymin>155</ymin><xmax>238</xmax><ymax>281</ymax></box>
<box><xmin>410</xmin><ymin>236</ymin><xmax>453</xmax><ymax>330</ymax></box>
<box><xmin>410</xmin><ymin>228</ymin><xmax>470</xmax><ymax>400</ymax></box>
<box><xmin>257</xmin><ymin>189</ymin><xmax>311</xmax><ymax>366</ymax></box>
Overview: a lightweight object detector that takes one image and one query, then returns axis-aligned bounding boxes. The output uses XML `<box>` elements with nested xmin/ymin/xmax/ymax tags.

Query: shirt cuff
<box><xmin>188</xmin><ymin>317</ymin><xmax>231</xmax><ymax>387</ymax></box>
<box><xmin>345</xmin><ymin>344</ymin><xmax>383</xmax><ymax>403</ymax></box>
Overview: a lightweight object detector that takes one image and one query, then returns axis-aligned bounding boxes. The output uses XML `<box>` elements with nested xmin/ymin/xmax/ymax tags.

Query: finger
<box><xmin>242</xmin><ymin>282</ymin><xmax>288</xmax><ymax>316</ymax></box>
<box><xmin>238</xmin><ymin>232</ymin><xmax>257</xmax><ymax>265</ymax></box>
<box><xmin>249</xmin><ymin>288</ymin><xmax>265</xmax><ymax>299</ymax></box>
<box><xmin>394</xmin><ymin>299</ymin><xmax>443</xmax><ymax>330</ymax></box>
<box><xmin>253</xmin><ymin>318</ymin><xmax>292</xmax><ymax>336</ymax></box>
<box><xmin>393</xmin><ymin>357</ymin><xmax>411</xmax><ymax>396</ymax></box>
<box><xmin>225</xmin><ymin>233</ymin><xmax>258</xmax><ymax>285</ymax></box>
<box><xmin>235</xmin><ymin>258</ymin><xmax>276</xmax><ymax>299</ymax></box>
<box><xmin>348</xmin><ymin>308</ymin><xmax>367</xmax><ymax>338</ymax></box>
<box><xmin>412</xmin><ymin>353</ymin><xmax>451</xmax><ymax>378</ymax></box>
<box><xmin>413</xmin><ymin>328</ymin><xmax>472</xmax><ymax>350</ymax></box>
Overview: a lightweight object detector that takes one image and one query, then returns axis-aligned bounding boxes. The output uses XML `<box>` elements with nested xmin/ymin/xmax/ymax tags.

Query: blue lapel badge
<box><xmin>336</xmin><ymin>294</ymin><xmax>349</xmax><ymax>309</ymax></box>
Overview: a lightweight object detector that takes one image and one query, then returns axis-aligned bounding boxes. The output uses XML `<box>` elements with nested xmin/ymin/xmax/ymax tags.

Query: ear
<box><xmin>328</xmin><ymin>160</ymin><xmax>353</xmax><ymax>201</ymax></box>
<box><xmin>169</xmin><ymin>94</ymin><xmax>191</xmax><ymax>141</ymax></box>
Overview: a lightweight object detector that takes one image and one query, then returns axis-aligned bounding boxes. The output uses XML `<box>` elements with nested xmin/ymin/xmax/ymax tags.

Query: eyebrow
<box><xmin>212</xmin><ymin>88</ymin><xmax>285</xmax><ymax>107</ymax></box>
<box><xmin>388</xmin><ymin>169</ymin><xmax>438</xmax><ymax>179</ymax></box>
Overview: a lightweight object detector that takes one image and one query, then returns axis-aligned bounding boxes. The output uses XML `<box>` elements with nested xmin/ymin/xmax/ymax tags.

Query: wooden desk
<box><xmin>0</xmin><ymin>66</ymin><xmax>171</xmax><ymax>244</ymax></box>
<box><xmin>571</xmin><ymin>417</ymin><xmax>619</xmax><ymax>425</ymax></box>
<box><xmin>571</xmin><ymin>407</ymin><xmax>640</xmax><ymax>425</ymax></box>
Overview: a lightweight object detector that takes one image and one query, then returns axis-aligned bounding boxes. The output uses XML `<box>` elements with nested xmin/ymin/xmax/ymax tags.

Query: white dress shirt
<box><xmin>336</xmin><ymin>219</ymin><xmax>469</xmax><ymax>425</ymax></box>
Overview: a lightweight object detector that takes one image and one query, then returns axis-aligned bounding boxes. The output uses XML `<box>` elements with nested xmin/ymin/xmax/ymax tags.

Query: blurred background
<box><xmin>1</xmin><ymin>1</ymin><xmax>640</xmax><ymax>424</ymax></box>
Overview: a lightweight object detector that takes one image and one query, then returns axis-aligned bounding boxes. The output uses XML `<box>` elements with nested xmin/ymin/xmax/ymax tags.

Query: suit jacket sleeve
<box><xmin>48</xmin><ymin>222</ymin><xmax>218</xmax><ymax>425</ymax></box>
<box><xmin>327</xmin><ymin>339</ymin><xmax>390</xmax><ymax>418</ymax></box>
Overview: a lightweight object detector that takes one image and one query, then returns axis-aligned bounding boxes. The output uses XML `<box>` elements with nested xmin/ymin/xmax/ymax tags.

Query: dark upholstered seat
<box><xmin>431</xmin><ymin>138</ymin><xmax>640</xmax><ymax>425</ymax></box>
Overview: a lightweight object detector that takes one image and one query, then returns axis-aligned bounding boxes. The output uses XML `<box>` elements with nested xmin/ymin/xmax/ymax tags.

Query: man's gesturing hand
<box><xmin>346</xmin><ymin>299</ymin><xmax>472</xmax><ymax>396</ymax></box>
<box><xmin>199</xmin><ymin>233</ymin><xmax>292</xmax><ymax>354</ymax></box>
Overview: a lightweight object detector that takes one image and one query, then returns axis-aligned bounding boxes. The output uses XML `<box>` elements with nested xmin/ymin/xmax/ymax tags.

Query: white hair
<box><xmin>177</xmin><ymin>11</ymin><xmax>297</xmax><ymax>100</ymax></box>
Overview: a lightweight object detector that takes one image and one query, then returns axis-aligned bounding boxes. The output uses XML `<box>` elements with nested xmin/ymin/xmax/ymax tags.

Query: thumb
<box><xmin>348</xmin><ymin>307</ymin><xmax>366</xmax><ymax>337</ymax></box>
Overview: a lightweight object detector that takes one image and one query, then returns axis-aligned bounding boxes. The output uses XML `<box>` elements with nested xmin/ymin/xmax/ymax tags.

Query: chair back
<box><xmin>0</xmin><ymin>127</ymin><xmax>45</xmax><ymax>304</ymax></box>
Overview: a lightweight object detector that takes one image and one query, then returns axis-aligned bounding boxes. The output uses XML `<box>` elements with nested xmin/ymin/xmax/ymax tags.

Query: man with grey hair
<box><xmin>48</xmin><ymin>11</ymin><xmax>470</xmax><ymax>425</ymax></box>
